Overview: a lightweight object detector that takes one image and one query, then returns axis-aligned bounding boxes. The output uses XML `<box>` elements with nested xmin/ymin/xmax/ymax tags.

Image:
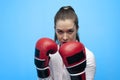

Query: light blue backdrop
<box><xmin>0</xmin><ymin>0</ymin><xmax>120</xmax><ymax>80</ymax></box>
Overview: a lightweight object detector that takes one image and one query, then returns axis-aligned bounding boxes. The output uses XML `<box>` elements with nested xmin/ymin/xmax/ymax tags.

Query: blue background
<box><xmin>0</xmin><ymin>0</ymin><xmax>120</xmax><ymax>80</ymax></box>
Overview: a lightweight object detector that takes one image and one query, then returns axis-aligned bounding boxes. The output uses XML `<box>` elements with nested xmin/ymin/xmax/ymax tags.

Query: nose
<box><xmin>63</xmin><ymin>33</ymin><xmax>68</xmax><ymax>41</ymax></box>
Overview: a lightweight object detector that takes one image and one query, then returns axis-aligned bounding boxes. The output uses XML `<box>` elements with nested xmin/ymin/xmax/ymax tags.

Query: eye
<box><xmin>67</xmin><ymin>29</ymin><xmax>74</xmax><ymax>34</ymax></box>
<box><xmin>56</xmin><ymin>30</ymin><xmax>64</xmax><ymax>34</ymax></box>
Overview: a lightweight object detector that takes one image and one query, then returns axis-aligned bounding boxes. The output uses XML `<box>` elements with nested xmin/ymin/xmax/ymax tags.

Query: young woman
<box><xmin>35</xmin><ymin>6</ymin><xmax>96</xmax><ymax>80</ymax></box>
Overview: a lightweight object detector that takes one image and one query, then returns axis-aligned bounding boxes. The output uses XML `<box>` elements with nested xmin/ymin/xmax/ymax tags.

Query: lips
<box><xmin>61</xmin><ymin>42</ymin><xmax>67</xmax><ymax>45</ymax></box>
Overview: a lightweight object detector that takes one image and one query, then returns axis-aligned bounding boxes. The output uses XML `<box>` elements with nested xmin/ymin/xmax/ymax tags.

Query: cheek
<box><xmin>56</xmin><ymin>33</ymin><xmax>62</xmax><ymax>40</ymax></box>
<box><xmin>70</xmin><ymin>32</ymin><xmax>77</xmax><ymax>40</ymax></box>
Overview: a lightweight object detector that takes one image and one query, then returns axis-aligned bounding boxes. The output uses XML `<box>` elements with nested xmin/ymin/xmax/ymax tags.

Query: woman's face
<box><xmin>55</xmin><ymin>19</ymin><xmax>78</xmax><ymax>45</ymax></box>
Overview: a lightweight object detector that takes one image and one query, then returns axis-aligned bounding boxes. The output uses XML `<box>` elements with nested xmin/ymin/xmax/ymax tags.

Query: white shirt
<box><xmin>38</xmin><ymin>47</ymin><xmax>96</xmax><ymax>80</ymax></box>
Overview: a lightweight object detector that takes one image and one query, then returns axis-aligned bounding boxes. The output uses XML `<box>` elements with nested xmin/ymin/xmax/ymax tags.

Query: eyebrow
<box><xmin>56</xmin><ymin>25</ymin><xmax>75</xmax><ymax>30</ymax></box>
<box><xmin>56</xmin><ymin>29</ymin><xmax>62</xmax><ymax>31</ymax></box>
<box><xmin>56</xmin><ymin>28</ymin><xmax>74</xmax><ymax>31</ymax></box>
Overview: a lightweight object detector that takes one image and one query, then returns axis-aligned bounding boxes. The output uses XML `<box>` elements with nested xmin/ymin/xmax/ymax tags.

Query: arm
<box><xmin>59</xmin><ymin>41</ymin><xmax>86</xmax><ymax>80</ymax></box>
<box><xmin>34</xmin><ymin>38</ymin><xmax>57</xmax><ymax>80</ymax></box>
<box><xmin>38</xmin><ymin>76</ymin><xmax>52</xmax><ymax>80</ymax></box>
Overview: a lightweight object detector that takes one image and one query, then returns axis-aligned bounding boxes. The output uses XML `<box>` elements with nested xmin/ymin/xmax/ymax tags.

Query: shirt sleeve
<box><xmin>85</xmin><ymin>47</ymin><xmax>96</xmax><ymax>80</ymax></box>
<box><xmin>38</xmin><ymin>76</ymin><xmax>53</xmax><ymax>80</ymax></box>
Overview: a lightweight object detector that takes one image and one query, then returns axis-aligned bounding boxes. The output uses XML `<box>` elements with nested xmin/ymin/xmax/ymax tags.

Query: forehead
<box><xmin>56</xmin><ymin>19</ymin><xmax>75</xmax><ymax>30</ymax></box>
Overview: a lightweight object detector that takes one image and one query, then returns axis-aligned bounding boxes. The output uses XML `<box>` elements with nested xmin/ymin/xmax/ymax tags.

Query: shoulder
<box><xmin>85</xmin><ymin>47</ymin><xmax>96</xmax><ymax>79</ymax></box>
<box><xmin>85</xmin><ymin>47</ymin><xmax>95</xmax><ymax>58</ymax></box>
<box><xmin>85</xmin><ymin>47</ymin><xmax>96</xmax><ymax>66</ymax></box>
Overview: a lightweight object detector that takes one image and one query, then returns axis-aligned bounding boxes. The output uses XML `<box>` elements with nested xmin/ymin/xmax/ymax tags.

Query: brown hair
<box><xmin>54</xmin><ymin>6</ymin><xmax>80</xmax><ymax>43</ymax></box>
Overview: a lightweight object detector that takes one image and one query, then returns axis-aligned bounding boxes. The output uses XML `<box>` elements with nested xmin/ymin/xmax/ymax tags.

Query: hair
<box><xmin>54</xmin><ymin>6</ymin><xmax>80</xmax><ymax>43</ymax></box>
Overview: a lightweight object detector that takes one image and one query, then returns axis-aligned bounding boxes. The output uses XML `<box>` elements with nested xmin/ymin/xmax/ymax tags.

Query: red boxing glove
<box><xmin>59</xmin><ymin>41</ymin><xmax>86</xmax><ymax>80</ymax></box>
<box><xmin>34</xmin><ymin>38</ymin><xmax>57</xmax><ymax>78</ymax></box>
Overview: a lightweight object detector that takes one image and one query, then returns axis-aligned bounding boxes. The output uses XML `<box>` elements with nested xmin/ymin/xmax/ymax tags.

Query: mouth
<box><xmin>61</xmin><ymin>42</ymin><xmax>67</xmax><ymax>45</ymax></box>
